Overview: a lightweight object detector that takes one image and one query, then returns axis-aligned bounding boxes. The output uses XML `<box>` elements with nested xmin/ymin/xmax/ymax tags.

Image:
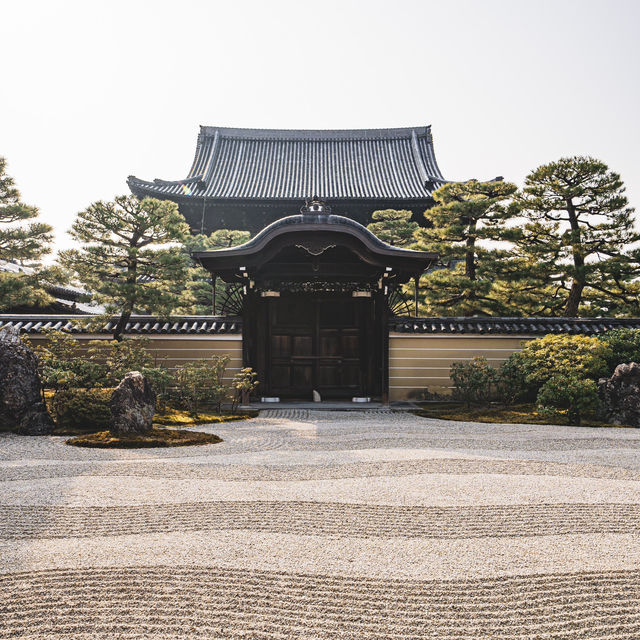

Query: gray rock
<box><xmin>0</xmin><ymin>326</ymin><xmax>54</xmax><ymax>435</ymax></box>
<box><xmin>109</xmin><ymin>371</ymin><xmax>156</xmax><ymax>434</ymax></box>
<box><xmin>598</xmin><ymin>362</ymin><xmax>640</xmax><ymax>427</ymax></box>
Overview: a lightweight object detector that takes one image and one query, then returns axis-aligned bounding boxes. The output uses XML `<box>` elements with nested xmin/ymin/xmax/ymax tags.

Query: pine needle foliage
<box><xmin>183</xmin><ymin>229</ymin><xmax>252</xmax><ymax>315</ymax></box>
<box><xmin>0</xmin><ymin>157</ymin><xmax>55</xmax><ymax>310</ymax></box>
<box><xmin>412</xmin><ymin>179</ymin><xmax>519</xmax><ymax>316</ymax></box>
<box><xmin>367</xmin><ymin>209</ymin><xmax>419</xmax><ymax>247</ymax></box>
<box><xmin>59</xmin><ymin>196</ymin><xmax>192</xmax><ymax>339</ymax></box>
<box><xmin>0</xmin><ymin>157</ymin><xmax>53</xmax><ymax>261</ymax></box>
<box><xmin>513</xmin><ymin>156</ymin><xmax>640</xmax><ymax>317</ymax></box>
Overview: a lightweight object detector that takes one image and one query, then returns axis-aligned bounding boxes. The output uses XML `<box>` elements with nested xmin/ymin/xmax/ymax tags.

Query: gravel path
<box><xmin>1</xmin><ymin>410</ymin><xmax>639</xmax><ymax>638</ymax></box>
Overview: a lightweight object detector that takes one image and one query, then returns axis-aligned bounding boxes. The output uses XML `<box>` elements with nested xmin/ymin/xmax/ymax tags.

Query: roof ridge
<box><xmin>199</xmin><ymin>125</ymin><xmax>433</xmax><ymax>141</ymax></box>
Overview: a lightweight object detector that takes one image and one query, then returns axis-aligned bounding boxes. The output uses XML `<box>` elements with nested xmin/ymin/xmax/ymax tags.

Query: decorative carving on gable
<box><xmin>295</xmin><ymin>241</ymin><xmax>336</xmax><ymax>256</ymax></box>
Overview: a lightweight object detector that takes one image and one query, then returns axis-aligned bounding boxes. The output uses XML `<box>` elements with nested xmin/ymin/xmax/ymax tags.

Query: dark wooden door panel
<box><xmin>263</xmin><ymin>294</ymin><xmax>374</xmax><ymax>398</ymax></box>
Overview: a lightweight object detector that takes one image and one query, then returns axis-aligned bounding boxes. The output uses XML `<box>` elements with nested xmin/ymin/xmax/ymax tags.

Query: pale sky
<box><xmin>1</xmin><ymin>0</ymin><xmax>639</xmax><ymax>254</ymax></box>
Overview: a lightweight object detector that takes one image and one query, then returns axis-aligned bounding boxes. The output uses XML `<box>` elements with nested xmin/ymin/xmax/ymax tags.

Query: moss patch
<box><xmin>153</xmin><ymin>407</ymin><xmax>257</xmax><ymax>426</ymax></box>
<box><xmin>412</xmin><ymin>403</ymin><xmax>632</xmax><ymax>428</ymax></box>
<box><xmin>66</xmin><ymin>427</ymin><xmax>223</xmax><ymax>449</ymax></box>
<box><xmin>47</xmin><ymin>404</ymin><xmax>256</xmax><ymax>435</ymax></box>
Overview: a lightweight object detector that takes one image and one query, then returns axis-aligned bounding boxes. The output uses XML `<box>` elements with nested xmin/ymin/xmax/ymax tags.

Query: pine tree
<box><xmin>367</xmin><ymin>209</ymin><xmax>418</xmax><ymax>247</ymax></box>
<box><xmin>0</xmin><ymin>157</ymin><xmax>55</xmax><ymax>311</ymax></box>
<box><xmin>412</xmin><ymin>179</ymin><xmax>519</xmax><ymax>316</ymax></box>
<box><xmin>59</xmin><ymin>196</ymin><xmax>192</xmax><ymax>339</ymax></box>
<box><xmin>183</xmin><ymin>229</ymin><xmax>252</xmax><ymax>314</ymax></box>
<box><xmin>515</xmin><ymin>157</ymin><xmax>639</xmax><ymax>317</ymax></box>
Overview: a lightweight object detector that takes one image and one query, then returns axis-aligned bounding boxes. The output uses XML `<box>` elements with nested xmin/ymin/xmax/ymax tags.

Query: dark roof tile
<box><xmin>128</xmin><ymin>126</ymin><xmax>446</xmax><ymax>202</ymax></box>
<box><xmin>0</xmin><ymin>315</ymin><xmax>242</xmax><ymax>335</ymax></box>
<box><xmin>389</xmin><ymin>317</ymin><xmax>640</xmax><ymax>335</ymax></box>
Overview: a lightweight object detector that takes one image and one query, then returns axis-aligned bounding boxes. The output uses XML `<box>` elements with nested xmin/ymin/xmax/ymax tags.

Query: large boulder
<box><xmin>109</xmin><ymin>371</ymin><xmax>156</xmax><ymax>434</ymax></box>
<box><xmin>0</xmin><ymin>326</ymin><xmax>54</xmax><ymax>435</ymax></box>
<box><xmin>598</xmin><ymin>362</ymin><xmax>640</xmax><ymax>427</ymax></box>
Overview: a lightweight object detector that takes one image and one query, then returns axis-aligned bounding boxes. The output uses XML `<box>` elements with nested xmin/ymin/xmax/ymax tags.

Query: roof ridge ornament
<box><xmin>300</xmin><ymin>196</ymin><xmax>331</xmax><ymax>215</ymax></box>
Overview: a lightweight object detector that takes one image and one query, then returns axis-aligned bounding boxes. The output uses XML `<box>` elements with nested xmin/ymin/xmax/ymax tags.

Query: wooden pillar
<box><xmin>377</xmin><ymin>290</ymin><xmax>390</xmax><ymax>406</ymax></box>
<box><xmin>212</xmin><ymin>275</ymin><xmax>217</xmax><ymax>315</ymax></box>
<box><xmin>414</xmin><ymin>276</ymin><xmax>419</xmax><ymax>318</ymax></box>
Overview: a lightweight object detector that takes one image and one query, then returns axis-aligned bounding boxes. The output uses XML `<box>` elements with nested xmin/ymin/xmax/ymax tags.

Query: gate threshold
<box><xmin>247</xmin><ymin>400</ymin><xmax>417</xmax><ymax>411</ymax></box>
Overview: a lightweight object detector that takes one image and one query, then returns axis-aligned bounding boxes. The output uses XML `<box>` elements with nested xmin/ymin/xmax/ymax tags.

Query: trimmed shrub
<box><xmin>536</xmin><ymin>375</ymin><xmax>599</xmax><ymax>426</ymax></box>
<box><xmin>35</xmin><ymin>331</ymin><xmax>156</xmax><ymax>392</ymax></box>
<box><xmin>34</xmin><ymin>330</ymin><xmax>106</xmax><ymax>392</ymax></box>
<box><xmin>231</xmin><ymin>367</ymin><xmax>259</xmax><ymax>412</ymax></box>
<box><xmin>600</xmin><ymin>328</ymin><xmax>640</xmax><ymax>374</ymax></box>
<box><xmin>495</xmin><ymin>351</ymin><xmax>531</xmax><ymax>405</ymax></box>
<box><xmin>173</xmin><ymin>356</ymin><xmax>231</xmax><ymax>417</ymax></box>
<box><xmin>518</xmin><ymin>334</ymin><xmax>611</xmax><ymax>390</ymax></box>
<box><xmin>50</xmin><ymin>388</ymin><xmax>112</xmax><ymax>430</ymax></box>
<box><xmin>450</xmin><ymin>357</ymin><xmax>496</xmax><ymax>407</ymax></box>
<box><xmin>142</xmin><ymin>366</ymin><xmax>173</xmax><ymax>412</ymax></box>
<box><xmin>86</xmin><ymin>337</ymin><xmax>154</xmax><ymax>387</ymax></box>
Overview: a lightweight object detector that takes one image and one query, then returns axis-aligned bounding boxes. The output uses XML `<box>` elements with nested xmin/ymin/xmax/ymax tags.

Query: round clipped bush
<box><xmin>519</xmin><ymin>334</ymin><xmax>611</xmax><ymax>389</ymax></box>
<box><xmin>450</xmin><ymin>357</ymin><xmax>496</xmax><ymax>407</ymax></box>
<box><xmin>50</xmin><ymin>388</ymin><xmax>112</xmax><ymax>431</ymax></box>
<box><xmin>536</xmin><ymin>375</ymin><xmax>599</xmax><ymax>426</ymax></box>
<box><xmin>600</xmin><ymin>328</ymin><xmax>640</xmax><ymax>374</ymax></box>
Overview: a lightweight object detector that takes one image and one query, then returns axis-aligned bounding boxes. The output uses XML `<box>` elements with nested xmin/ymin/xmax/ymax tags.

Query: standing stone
<box><xmin>0</xmin><ymin>326</ymin><xmax>54</xmax><ymax>435</ymax></box>
<box><xmin>109</xmin><ymin>371</ymin><xmax>156</xmax><ymax>434</ymax></box>
<box><xmin>598</xmin><ymin>362</ymin><xmax>640</xmax><ymax>427</ymax></box>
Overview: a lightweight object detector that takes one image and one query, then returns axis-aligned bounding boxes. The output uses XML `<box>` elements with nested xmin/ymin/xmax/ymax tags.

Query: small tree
<box><xmin>173</xmin><ymin>356</ymin><xmax>230</xmax><ymax>417</ymax></box>
<box><xmin>516</xmin><ymin>157</ymin><xmax>640</xmax><ymax>317</ymax></box>
<box><xmin>231</xmin><ymin>367</ymin><xmax>259</xmax><ymax>412</ymax></box>
<box><xmin>413</xmin><ymin>179</ymin><xmax>519</xmax><ymax>316</ymax></box>
<box><xmin>60</xmin><ymin>196</ymin><xmax>192</xmax><ymax>339</ymax></box>
<box><xmin>0</xmin><ymin>157</ymin><xmax>55</xmax><ymax>311</ymax></box>
<box><xmin>367</xmin><ymin>210</ymin><xmax>418</xmax><ymax>247</ymax></box>
<box><xmin>450</xmin><ymin>357</ymin><xmax>496</xmax><ymax>407</ymax></box>
<box><xmin>494</xmin><ymin>352</ymin><xmax>530</xmax><ymax>406</ymax></box>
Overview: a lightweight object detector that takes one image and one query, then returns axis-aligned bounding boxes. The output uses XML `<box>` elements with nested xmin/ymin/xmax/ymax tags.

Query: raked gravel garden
<box><xmin>1</xmin><ymin>408</ymin><xmax>640</xmax><ymax>639</ymax></box>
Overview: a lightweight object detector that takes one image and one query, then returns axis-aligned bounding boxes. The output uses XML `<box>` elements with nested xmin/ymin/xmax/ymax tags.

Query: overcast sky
<box><xmin>1</xmin><ymin>0</ymin><xmax>639</xmax><ymax>253</ymax></box>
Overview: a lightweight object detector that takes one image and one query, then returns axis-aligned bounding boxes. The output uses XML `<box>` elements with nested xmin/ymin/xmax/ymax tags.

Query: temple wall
<box><xmin>388</xmin><ymin>334</ymin><xmax>533</xmax><ymax>401</ymax></box>
<box><xmin>26</xmin><ymin>331</ymin><xmax>535</xmax><ymax>402</ymax></box>
<box><xmin>26</xmin><ymin>335</ymin><xmax>244</xmax><ymax>385</ymax></box>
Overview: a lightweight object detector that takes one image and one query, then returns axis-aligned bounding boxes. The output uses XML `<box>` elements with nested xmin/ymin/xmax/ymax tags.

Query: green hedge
<box><xmin>49</xmin><ymin>388</ymin><xmax>113</xmax><ymax>430</ymax></box>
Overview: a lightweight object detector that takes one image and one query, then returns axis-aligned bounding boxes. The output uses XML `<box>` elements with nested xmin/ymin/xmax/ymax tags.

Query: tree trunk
<box><xmin>465</xmin><ymin>232</ymin><xmax>476</xmax><ymax>280</ymax></box>
<box><xmin>113</xmin><ymin>253</ymin><xmax>138</xmax><ymax>340</ymax></box>
<box><xmin>564</xmin><ymin>282</ymin><xmax>584</xmax><ymax>317</ymax></box>
<box><xmin>113</xmin><ymin>308</ymin><xmax>132</xmax><ymax>341</ymax></box>
<box><xmin>564</xmin><ymin>199</ymin><xmax>585</xmax><ymax>317</ymax></box>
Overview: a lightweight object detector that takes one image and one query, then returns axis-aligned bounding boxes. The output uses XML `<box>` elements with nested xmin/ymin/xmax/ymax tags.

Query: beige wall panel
<box><xmin>388</xmin><ymin>333</ymin><xmax>534</xmax><ymax>401</ymax></box>
<box><xmin>390</xmin><ymin>357</ymin><xmax>511</xmax><ymax>369</ymax></box>
<box><xmin>390</xmin><ymin>336</ymin><xmax>529</xmax><ymax>350</ymax></box>
<box><xmin>25</xmin><ymin>335</ymin><xmax>244</xmax><ymax>381</ymax></box>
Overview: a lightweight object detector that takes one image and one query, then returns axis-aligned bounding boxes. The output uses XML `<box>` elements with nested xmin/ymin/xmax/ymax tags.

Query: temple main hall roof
<box><xmin>128</xmin><ymin>126</ymin><xmax>447</xmax><ymax>202</ymax></box>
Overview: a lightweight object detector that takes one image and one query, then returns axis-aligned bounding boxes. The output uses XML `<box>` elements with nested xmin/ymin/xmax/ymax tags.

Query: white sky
<box><xmin>1</xmin><ymin>0</ymin><xmax>639</xmax><ymax>255</ymax></box>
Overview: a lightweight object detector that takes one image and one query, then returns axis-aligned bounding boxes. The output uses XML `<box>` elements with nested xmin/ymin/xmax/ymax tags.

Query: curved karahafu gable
<box><xmin>192</xmin><ymin>205</ymin><xmax>437</xmax><ymax>285</ymax></box>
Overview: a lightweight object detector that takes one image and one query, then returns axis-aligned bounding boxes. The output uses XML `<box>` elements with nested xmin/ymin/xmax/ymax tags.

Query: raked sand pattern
<box><xmin>1</xmin><ymin>409</ymin><xmax>639</xmax><ymax>638</ymax></box>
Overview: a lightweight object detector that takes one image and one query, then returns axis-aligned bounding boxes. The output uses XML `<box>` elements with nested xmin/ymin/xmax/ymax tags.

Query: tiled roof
<box><xmin>389</xmin><ymin>317</ymin><xmax>640</xmax><ymax>335</ymax></box>
<box><xmin>128</xmin><ymin>126</ymin><xmax>446</xmax><ymax>202</ymax></box>
<box><xmin>0</xmin><ymin>315</ymin><xmax>242</xmax><ymax>335</ymax></box>
<box><xmin>0</xmin><ymin>261</ymin><xmax>102</xmax><ymax>314</ymax></box>
<box><xmin>4</xmin><ymin>314</ymin><xmax>639</xmax><ymax>337</ymax></box>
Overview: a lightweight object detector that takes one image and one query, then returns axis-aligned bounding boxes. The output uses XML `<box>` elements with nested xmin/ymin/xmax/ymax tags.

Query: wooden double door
<box><xmin>255</xmin><ymin>293</ymin><xmax>376</xmax><ymax>399</ymax></box>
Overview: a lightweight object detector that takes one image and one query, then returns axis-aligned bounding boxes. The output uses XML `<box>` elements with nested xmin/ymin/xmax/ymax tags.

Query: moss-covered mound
<box><xmin>66</xmin><ymin>427</ymin><xmax>223</xmax><ymax>448</ymax></box>
<box><xmin>412</xmin><ymin>402</ymin><xmax>629</xmax><ymax>428</ymax></box>
<box><xmin>153</xmin><ymin>408</ymin><xmax>257</xmax><ymax>426</ymax></box>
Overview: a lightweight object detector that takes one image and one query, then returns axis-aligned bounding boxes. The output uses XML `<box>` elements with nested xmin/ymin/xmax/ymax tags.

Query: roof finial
<box><xmin>300</xmin><ymin>196</ymin><xmax>331</xmax><ymax>215</ymax></box>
